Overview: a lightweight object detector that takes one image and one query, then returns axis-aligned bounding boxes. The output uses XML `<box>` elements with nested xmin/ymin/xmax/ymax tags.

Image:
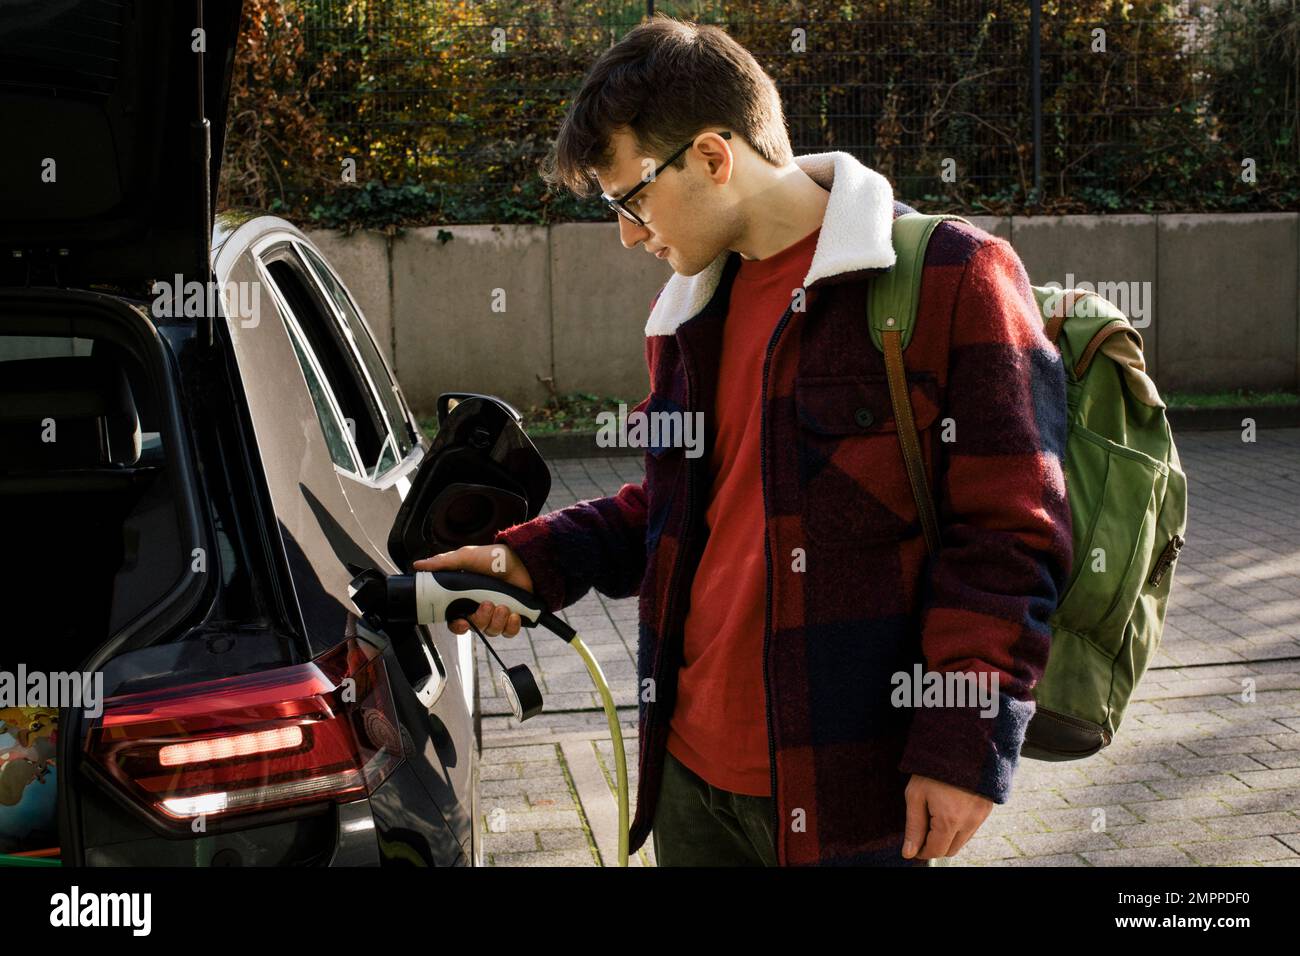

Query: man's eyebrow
<box><xmin>602</xmin><ymin>170</ymin><xmax>646</xmax><ymax>200</ymax></box>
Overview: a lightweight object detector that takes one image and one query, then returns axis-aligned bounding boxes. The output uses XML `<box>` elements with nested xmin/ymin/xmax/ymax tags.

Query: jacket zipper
<box><xmin>649</xmin><ymin>294</ymin><xmax>797</xmax><ymax>860</ymax></box>
<box><xmin>759</xmin><ymin>302</ymin><xmax>797</xmax><ymax>862</ymax></box>
<box><xmin>644</xmin><ymin>333</ymin><xmax>699</xmax><ymax>823</ymax></box>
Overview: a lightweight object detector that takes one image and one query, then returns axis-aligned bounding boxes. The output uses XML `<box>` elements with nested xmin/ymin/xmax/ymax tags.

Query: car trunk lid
<box><xmin>0</xmin><ymin>0</ymin><xmax>242</xmax><ymax>290</ymax></box>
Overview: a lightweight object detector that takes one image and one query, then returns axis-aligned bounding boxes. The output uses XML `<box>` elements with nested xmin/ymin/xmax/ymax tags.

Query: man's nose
<box><xmin>617</xmin><ymin>215</ymin><xmax>651</xmax><ymax>249</ymax></box>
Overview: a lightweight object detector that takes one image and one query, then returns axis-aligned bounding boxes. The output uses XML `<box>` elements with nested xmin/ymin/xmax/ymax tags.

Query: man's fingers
<box><xmin>946</xmin><ymin>824</ymin><xmax>980</xmax><ymax>858</ymax></box>
<box><xmin>457</xmin><ymin>608</ymin><xmax>523</xmax><ymax>638</ymax></box>
<box><xmin>413</xmin><ymin>545</ymin><xmax>483</xmax><ymax>572</ymax></box>
<box><xmin>411</xmin><ymin>551</ymin><xmax>449</xmax><ymax>571</ymax></box>
<box><xmin>917</xmin><ymin>821</ymin><xmax>958</xmax><ymax>860</ymax></box>
<box><xmin>446</xmin><ymin>605</ymin><xmax>505</xmax><ymax>635</ymax></box>
<box><xmin>902</xmin><ymin>783</ymin><xmax>928</xmax><ymax>858</ymax></box>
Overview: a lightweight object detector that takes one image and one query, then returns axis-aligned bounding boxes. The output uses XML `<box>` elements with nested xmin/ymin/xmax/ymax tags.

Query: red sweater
<box><xmin>666</xmin><ymin>224</ymin><xmax>822</xmax><ymax>796</ymax></box>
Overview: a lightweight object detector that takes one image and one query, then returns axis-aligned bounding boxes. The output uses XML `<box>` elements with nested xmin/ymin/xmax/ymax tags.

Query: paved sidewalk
<box><xmin>475</xmin><ymin>428</ymin><xmax>1300</xmax><ymax>866</ymax></box>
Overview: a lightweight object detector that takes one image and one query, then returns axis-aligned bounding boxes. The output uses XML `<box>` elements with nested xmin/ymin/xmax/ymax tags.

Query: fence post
<box><xmin>1031</xmin><ymin>0</ymin><xmax>1042</xmax><ymax>209</ymax></box>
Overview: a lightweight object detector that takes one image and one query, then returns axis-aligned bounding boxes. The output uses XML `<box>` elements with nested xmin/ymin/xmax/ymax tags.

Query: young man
<box><xmin>415</xmin><ymin>16</ymin><xmax>1073</xmax><ymax>866</ymax></box>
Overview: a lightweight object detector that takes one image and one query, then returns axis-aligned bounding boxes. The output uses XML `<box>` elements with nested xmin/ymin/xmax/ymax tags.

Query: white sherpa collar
<box><xmin>644</xmin><ymin>150</ymin><xmax>897</xmax><ymax>337</ymax></box>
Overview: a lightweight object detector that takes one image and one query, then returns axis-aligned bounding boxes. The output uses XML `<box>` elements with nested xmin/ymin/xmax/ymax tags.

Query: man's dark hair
<box><xmin>541</xmin><ymin>15</ymin><xmax>794</xmax><ymax>197</ymax></box>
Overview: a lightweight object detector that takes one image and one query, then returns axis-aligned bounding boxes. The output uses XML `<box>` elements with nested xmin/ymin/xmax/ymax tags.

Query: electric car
<box><xmin>0</xmin><ymin>0</ymin><xmax>545</xmax><ymax>866</ymax></box>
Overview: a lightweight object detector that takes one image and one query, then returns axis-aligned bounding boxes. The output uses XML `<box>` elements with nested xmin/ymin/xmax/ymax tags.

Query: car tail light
<box><xmin>84</xmin><ymin>638</ymin><xmax>403</xmax><ymax>828</ymax></box>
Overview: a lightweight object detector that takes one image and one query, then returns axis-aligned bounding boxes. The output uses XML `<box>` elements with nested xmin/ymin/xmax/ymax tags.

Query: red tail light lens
<box><xmin>84</xmin><ymin>638</ymin><xmax>403</xmax><ymax>827</ymax></box>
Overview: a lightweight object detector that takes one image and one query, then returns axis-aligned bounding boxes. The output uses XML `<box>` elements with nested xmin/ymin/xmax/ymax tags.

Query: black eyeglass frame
<box><xmin>601</xmin><ymin>130</ymin><xmax>732</xmax><ymax>226</ymax></box>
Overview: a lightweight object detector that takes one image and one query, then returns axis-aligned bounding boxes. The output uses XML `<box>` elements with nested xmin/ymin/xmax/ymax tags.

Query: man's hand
<box><xmin>902</xmin><ymin>773</ymin><xmax>994</xmax><ymax>861</ymax></box>
<box><xmin>412</xmin><ymin>544</ymin><xmax>534</xmax><ymax>638</ymax></box>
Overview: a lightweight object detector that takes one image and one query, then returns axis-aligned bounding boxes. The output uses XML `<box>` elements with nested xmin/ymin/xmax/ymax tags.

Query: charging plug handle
<box><xmin>354</xmin><ymin>568</ymin><xmax>575</xmax><ymax>641</ymax></box>
<box><xmin>415</xmin><ymin>571</ymin><xmax>576</xmax><ymax>642</ymax></box>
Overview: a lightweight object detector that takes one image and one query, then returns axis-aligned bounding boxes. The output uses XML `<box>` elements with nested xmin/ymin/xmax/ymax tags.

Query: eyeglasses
<box><xmin>601</xmin><ymin>130</ymin><xmax>732</xmax><ymax>227</ymax></box>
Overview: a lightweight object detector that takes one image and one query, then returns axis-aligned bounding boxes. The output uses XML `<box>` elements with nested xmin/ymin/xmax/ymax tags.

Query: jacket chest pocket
<box><xmin>792</xmin><ymin>373</ymin><xmax>941</xmax><ymax>546</ymax></box>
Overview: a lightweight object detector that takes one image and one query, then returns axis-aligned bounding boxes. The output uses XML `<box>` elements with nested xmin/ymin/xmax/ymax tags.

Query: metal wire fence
<box><xmin>219</xmin><ymin>0</ymin><xmax>1300</xmax><ymax>225</ymax></box>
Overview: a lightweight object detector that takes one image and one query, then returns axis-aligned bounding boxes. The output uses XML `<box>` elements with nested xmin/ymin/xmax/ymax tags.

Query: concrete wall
<box><xmin>1155</xmin><ymin>214</ymin><xmax>1298</xmax><ymax>392</ymax></box>
<box><xmin>550</xmin><ymin>223</ymin><xmax>670</xmax><ymax>403</ymax></box>
<box><xmin>390</xmin><ymin>225</ymin><xmax>554</xmax><ymax>412</ymax></box>
<box><xmin>308</xmin><ymin>213</ymin><xmax>1300</xmax><ymax>412</ymax></box>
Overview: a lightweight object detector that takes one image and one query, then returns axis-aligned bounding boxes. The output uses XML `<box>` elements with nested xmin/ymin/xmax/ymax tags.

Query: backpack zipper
<box><xmin>1147</xmin><ymin>533</ymin><xmax>1185</xmax><ymax>588</ymax></box>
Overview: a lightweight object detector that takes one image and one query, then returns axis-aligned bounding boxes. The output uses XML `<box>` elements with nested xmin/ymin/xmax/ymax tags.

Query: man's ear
<box><xmin>694</xmin><ymin>132</ymin><xmax>734</xmax><ymax>185</ymax></box>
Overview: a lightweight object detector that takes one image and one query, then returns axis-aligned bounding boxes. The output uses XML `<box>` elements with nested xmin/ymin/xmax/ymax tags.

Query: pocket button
<box><xmin>854</xmin><ymin>407</ymin><xmax>875</xmax><ymax>428</ymax></box>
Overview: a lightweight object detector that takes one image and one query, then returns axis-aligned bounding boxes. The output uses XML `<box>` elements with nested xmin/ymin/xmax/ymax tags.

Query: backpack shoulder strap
<box><xmin>869</xmin><ymin>213</ymin><xmax>971</xmax><ymax>350</ymax></box>
<box><xmin>869</xmin><ymin>212</ymin><xmax>970</xmax><ymax>556</ymax></box>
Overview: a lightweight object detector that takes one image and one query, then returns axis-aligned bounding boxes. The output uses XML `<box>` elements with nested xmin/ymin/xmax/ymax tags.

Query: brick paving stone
<box><xmin>1181</xmin><ymin>735</ymin><xmax>1284</xmax><ymax>756</ymax></box>
<box><xmin>480</xmin><ymin>794</ymin><xmax>533</xmax><ymax>813</ymax></box>
<box><xmin>480</xmin><ymin>775</ymin><xmax>568</xmax><ymax>798</ymax></box>
<box><xmin>1007</xmin><ymin>830</ymin><xmax>1122</xmax><ymax>855</ymax></box>
<box><xmin>977</xmin><ymin>811</ymin><xmax>1051</xmax><ymax>836</ymax></box>
<box><xmin>1001</xmin><ymin>853</ymin><xmax>1089</xmax><ymax>867</ymax></box>
<box><xmin>1081</xmin><ymin>846</ymin><xmax>1196</xmax><ymax>866</ymax></box>
<box><xmin>1181</xmin><ymin>837</ymin><xmax>1300</xmax><ymax>865</ymax></box>
<box><xmin>1165</xmin><ymin>753</ymin><xmax>1274</xmax><ymax>776</ymax></box>
<box><xmin>522</xmin><ymin>791</ymin><xmax>572</xmax><ymax>810</ymax></box>
<box><xmin>1106</xmin><ymin>820</ymin><xmax>1216</xmax><ymax>847</ymax></box>
<box><xmin>1081</xmin><ymin>761</ymin><xmax>1180</xmax><ymax>784</ymax></box>
<box><xmin>1033</xmin><ymin>805</ymin><xmax>1142</xmax><ymax>831</ymax></box>
<box><xmin>958</xmin><ymin>836</ymin><xmax>1022</xmax><ymax>861</ymax></box>
<box><xmin>1123</xmin><ymin>795</ymin><xmax>1240</xmax><ymax>822</ymax></box>
<box><xmin>1233</xmin><ymin>767</ymin><xmax>1300</xmax><ymax>789</ymax></box>
<box><xmin>1199</xmin><ymin>811</ymin><xmax>1300</xmax><ymax>839</ymax></box>
<box><xmin>1059</xmin><ymin>783</ymin><xmax>1165</xmax><ymax>806</ymax></box>
<box><xmin>1252</xmin><ymin>750</ymin><xmax>1300</xmax><ymax>770</ymax></box>
<box><xmin>1219</xmin><ymin>787</ymin><xmax>1300</xmax><ymax>815</ymax></box>
<box><xmin>1100</xmin><ymin>742</ymin><xmax>1199</xmax><ymax>763</ymax></box>
<box><xmin>491</xmin><ymin>849</ymin><xmax>599</xmax><ymax>867</ymax></box>
<box><xmin>482</xmin><ymin>831</ymin><xmax>542</xmax><ymax>854</ymax></box>
<box><xmin>492</xmin><ymin>809</ymin><xmax>583</xmax><ymax>830</ymax></box>
<box><xmin>1000</xmin><ymin>789</ymin><xmax>1074</xmax><ymax>811</ymax></box>
<box><xmin>1277</xmin><ymin>833</ymin><xmax>1300</xmax><ymax>854</ymax></box>
<box><xmin>1143</xmin><ymin>774</ymin><xmax>1254</xmax><ymax>799</ymax></box>
<box><xmin>538</xmin><ymin>830</ymin><xmax>593</xmax><ymax>851</ymax></box>
<box><xmin>484</xmin><ymin>744</ymin><xmax>561</xmax><ymax>762</ymax></box>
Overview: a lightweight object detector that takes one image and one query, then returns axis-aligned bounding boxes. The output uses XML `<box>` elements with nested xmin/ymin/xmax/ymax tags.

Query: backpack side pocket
<box><xmin>1052</xmin><ymin>423</ymin><xmax>1168</xmax><ymax>648</ymax></box>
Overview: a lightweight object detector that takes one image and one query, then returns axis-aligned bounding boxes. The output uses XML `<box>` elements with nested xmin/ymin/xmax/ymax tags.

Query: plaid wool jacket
<box><xmin>495</xmin><ymin>150</ymin><xmax>1073</xmax><ymax>866</ymax></box>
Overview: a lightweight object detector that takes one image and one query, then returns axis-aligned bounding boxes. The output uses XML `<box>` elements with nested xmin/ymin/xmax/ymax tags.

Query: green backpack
<box><xmin>869</xmin><ymin>212</ymin><xmax>1188</xmax><ymax>761</ymax></box>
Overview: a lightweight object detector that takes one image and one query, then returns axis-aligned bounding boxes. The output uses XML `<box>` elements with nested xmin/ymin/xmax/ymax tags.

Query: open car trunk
<box><xmin>0</xmin><ymin>289</ymin><xmax>209</xmax><ymax>860</ymax></box>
